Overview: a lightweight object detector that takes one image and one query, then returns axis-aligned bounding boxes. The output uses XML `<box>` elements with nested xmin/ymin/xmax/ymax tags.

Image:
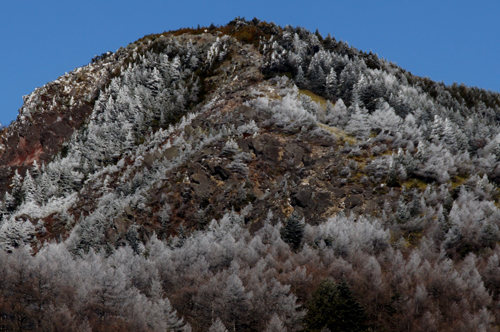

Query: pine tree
<box><xmin>280</xmin><ymin>210</ymin><xmax>305</xmax><ymax>250</ymax></box>
<box><xmin>325</xmin><ymin>98</ymin><xmax>348</xmax><ymax>127</ymax></box>
<box><xmin>222</xmin><ymin>273</ymin><xmax>252</xmax><ymax>332</ymax></box>
<box><xmin>409</xmin><ymin>194</ymin><xmax>423</xmax><ymax>218</ymax></box>
<box><xmin>37</xmin><ymin>172</ymin><xmax>56</xmax><ymax>204</ymax></box>
<box><xmin>345</xmin><ymin>104</ymin><xmax>370</xmax><ymax>138</ymax></box>
<box><xmin>265</xmin><ymin>314</ymin><xmax>287</xmax><ymax>332</ymax></box>
<box><xmin>0</xmin><ymin>218</ymin><xmax>35</xmax><ymax>251</ymax></box>
<box><xmin>338</xmin><ymin>61</ymin><xmax>361</xmax><ymax>104</ymax></box>
<box><xmin>304</xmin><ymin>279</ymin><xmax>366</xmax><ymax>332</ymax></box>
<box><xmin>460</xmin><ymin>254</ymin><xmax>492</xmax><ymax>310</ymax></box>
<box><xmin>3</xmin><ymin>192</ymin><xmax>16</xmax><ymax>212</ymax></box>
<box><xmin>11</xmin><ymin>169</ymin><xmax>24</xmax><ymax>208</ymax></box>
<box><xmin>158</xmin><ymin>296</ymin><xmax>189</xmax><ymax>332</ymax></box>
<box><xmin>323</xmin><ymin>33</ymin><xmax>337</xmax><ymax>52</ymax></box>
<box><xmin>368</xmin><ymin>102</ymin><xmax>402</xmax><ymax>134</ymax></box>
<box><xmin>307</xmin><ymin>55</ymin><xmax>326</xmax><ymax>93</ymax></box>
<box><xmin>442</xmin><ymin>118</ymin><xmax>457</xmax><ymax>150</ymax></box>
<box><xmin>325</xmin><ymin>68</ymin><xmax>338</xmax><ymax>100</ymax></box>
<box><xmin>209</xmin><ymin>317</ymin><xmax>228</xmax><ymax>332</ymax></box>
<box><xmin>395</xmin><ymin>195</ymin><xmax>410</xmax><ymax>223</ymax></box>
<box><xmin>146</xmin><ymin>67</ymin><xmax>164</xmax><ymax>96</ymax></box>
<box><xmin>21</xmin><ymin>170</ymin><xmax>37</xmax><ymax>203</ymax></box>
<box><xmin>386</xmin><ymin>158</ymin><xmax>401</xmax><ymax>188</ymax></box>
<box><xmin>295</xmin><ymin>66</ymin><xmax>308</xmax><ymax>89</ymax></box>
<box><xmin>430</xmin><ymin>115</ymin><xmax>444</xmax><ymax>143</ymax></box>
<box><xmin>125</xmin><ymin>224</ymin><xmax>142</xmax><ymax>254</ymax></box>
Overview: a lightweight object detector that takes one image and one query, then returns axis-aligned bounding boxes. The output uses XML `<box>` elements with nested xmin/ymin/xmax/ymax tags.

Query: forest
<box><xmin>1</xmin><ymin>17</ymin><xmax>500</xmax><ymax>331</ymax></box>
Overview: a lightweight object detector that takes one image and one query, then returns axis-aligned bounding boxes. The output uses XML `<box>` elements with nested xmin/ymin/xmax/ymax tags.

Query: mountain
<box><xmin>1</xmin><ymin>18</ymin><xmax>500</xmax><ymax>331</ymax></box>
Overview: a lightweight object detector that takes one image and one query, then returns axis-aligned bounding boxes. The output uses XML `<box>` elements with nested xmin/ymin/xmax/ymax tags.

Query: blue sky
<box><xmin>1</xmin><ymin>0</ymin><xmax>499</xmax><ymax>127</ymax></box>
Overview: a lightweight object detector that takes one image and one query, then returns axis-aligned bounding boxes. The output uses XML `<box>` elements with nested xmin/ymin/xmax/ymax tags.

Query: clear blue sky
<box><xmin>1</xmin><ymin>1</ymin><xmax>500</xmax><ymax>127</ymax></box>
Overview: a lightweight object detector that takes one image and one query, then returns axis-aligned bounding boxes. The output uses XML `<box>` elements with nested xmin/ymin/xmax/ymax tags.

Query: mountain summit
<box><xmin>1</xmin><ymin>18</ymin><xmax>500</xmax><ymax>331</ymax></box>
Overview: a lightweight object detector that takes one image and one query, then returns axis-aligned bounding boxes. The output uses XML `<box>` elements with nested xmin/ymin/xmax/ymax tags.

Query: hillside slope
<box><xmin>2</xmin><ymin>18</ymin><xmax>500</xmax><ymax>331</ymax></box>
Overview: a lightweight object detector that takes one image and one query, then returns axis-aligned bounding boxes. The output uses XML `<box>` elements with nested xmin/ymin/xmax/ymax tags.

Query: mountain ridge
<box><xmin>1</xmin><ymin>18</ymin><xmax>500</xmax><ymax>331</ymax></box>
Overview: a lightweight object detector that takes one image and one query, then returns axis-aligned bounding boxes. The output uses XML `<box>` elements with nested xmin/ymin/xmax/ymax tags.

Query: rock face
<box><xmin>1</xmin><ymin>104</ymin><xmax>92</xmax><ymax>158</ymax></box>
<box><xmin>0</xmin><ymin>101</ymin><xmax>93</xmax><ymax>194</ymax></box>
<box><xmin>0</xmin><ymin>47</ymin><xmax>121</xmax><ymax>191</ymax></box>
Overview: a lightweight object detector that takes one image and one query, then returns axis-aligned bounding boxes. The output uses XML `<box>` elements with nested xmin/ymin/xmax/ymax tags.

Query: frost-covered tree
<box><xmin>10</xmin><ymin>169</ymin><xmax>24</xmax><ymax>208</ymax></box>
<box><xmin>368</xmin><ymin>102</ymin><xmax>402</xmax><ymax>134</ymax></box>
<box><xmin>338</xmin><ymin>60</ymin><xmax>364</xmax><ymax>104</ymax></box>
<box><xmin>325</xmin><ymin>68</ymin><xmax>338</xmax><ymax>100</ymax></box>
<box><xmin>443</xmin><ymin>188</ymin><xmax>500</xmax><ymax>254</ymax></box>
<box><xmin>222</xmin><ymin>272</ymin><xmax>253</xmax><ymax>331</ymax></box>
<box><xmin>21</xmin><ymin>170</ymin><xmax>37</xmax><ymax>203</ymax></box>
<box><xmin>345</xmin><ymin>104</ymin><xmax>370</xmax><ymax>138</ymax></box>
<box><xmin>209</xmin><ymin>318</ymin><xmax>228</xmax><ymax>332</ymax></box>
<box><xmin>265</xmin><ymin>314</ymin><xmax>287</xmax><ymax>332</ymax></box>
<box><xmin>0</xmin><ymin>218</ymin><xmax>35</xmax><ymax>251</ymax></box>
<box><xmin>3</xmin><ymin>191</ymin><xmax>16</xmax><ymax>213</ymax></box>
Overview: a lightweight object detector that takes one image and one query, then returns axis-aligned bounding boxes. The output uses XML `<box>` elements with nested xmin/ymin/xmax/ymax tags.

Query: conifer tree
<box><xmin>146</xmin><ymin>67</ymin><xmax>164</xmax><ymax>96</ymax></box>
<box><xmin>338</xmin><ymin>61</ymin><xmax>361</xmax><ymax>104</ymax></box>
<box><xmin>0</xmin><ymin>218</ymin><xmax>35</xmax><ymax>251</ymax></box>
<box><xmin>325</xmin><ymin>68</ymin><xmax>338</xmax><ymax>100</ymax></box>
<box><xmin>280</xmin><ymin>210</ymin><xmax>305</xmax><ymax>250</ymax></box>
<box><xmin>265</xmin><ymin>314</ymin><xmax>287</xmax><ymax>332</ymax></box>
<box><xmin>126</xmin><ymin>224</ymin><xmax>142</xmax><ymax>254</ymax></box>
<box><xmin>346</xmin><ymin>104</ymin><xmax>370</xmax><ymax>138</ymax></box>
<box><xmin>209</xmin><ymin>317</ymin><xmax>228</xmax><ymax>332</ymax></box>
<box><xmin>295</xmin><ymin>67</ymin><xmax>308</xmax><ymax>89</ymax></box>
<box><xmin>21</xmin><ymin>170</ymin><xmax>37</xmax><ymax>203</ymax></box>
<box><xmin>222</xmin><ymin>273</ymin><xmax>252</xmax><ymax>332</ymax></box>
<box><xmin>304</xmin><ymin>279</ymin><xmax>366</xmax><ymax>332</ymax></box>
<box><xmin>3</xmin><ymin>192</ymin><xmax>16</xmax><ymax>212</ymax></box>
<box><xmin>395</xmin><ymin>195</ymin><xmax>410</xmax><ymax>223</ymax></box>
<box><xmin>11</xmin><ymin>169</ymin><xmax>24</xmax><ymax>208</ymax></box>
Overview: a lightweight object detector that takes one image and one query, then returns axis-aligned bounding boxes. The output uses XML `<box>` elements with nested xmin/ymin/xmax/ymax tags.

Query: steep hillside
<box><xmin>2</xmin><ymin>18</ymin><xmax>500</xmax><ymax>331</ymax></box>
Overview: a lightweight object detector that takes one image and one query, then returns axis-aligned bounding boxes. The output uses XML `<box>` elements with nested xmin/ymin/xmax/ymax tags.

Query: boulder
<box><xmin>291</xmin><ymin>185</ymin><xmax>314</xmax><ymax>208</ymax></box>
<box><xmin>190</xmin><ymin>172</ymin><xmax>213</xmax><ymax>198</ymax></box>
<box><xmin>214</xmin><ymin>165</ymin><xmax>232</xmax><ymax>180</ymax></box>
<box><xmin>331</xmin><ymin>187</ymin><xmax>346</xmax><ymax>198</ymax></box>
<box><xmin>344</xmin><ymin>195</ymin><xmax>363</xmax><ymax>209</ymax></box>
<box><xmin>163</xmin><ymin>146</ymin><xmax>179</xmax><ymax>160</ymax></box>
